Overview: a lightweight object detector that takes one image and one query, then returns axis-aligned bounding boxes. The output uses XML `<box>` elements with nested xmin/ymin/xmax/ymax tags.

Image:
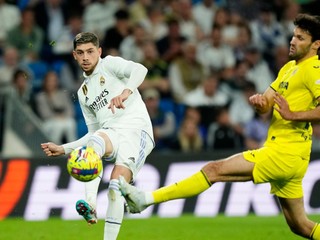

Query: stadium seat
<box><xmin>28</xmin><ymin>61</ymin><xmax>49</xmax><ymax>92</ymax></box>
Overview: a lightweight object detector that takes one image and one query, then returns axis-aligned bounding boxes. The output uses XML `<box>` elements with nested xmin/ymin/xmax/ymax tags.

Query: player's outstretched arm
<box><xmin>41</xmin><ymin>142</ymin><xmax>65</xmax><ymax>156</ymax></box>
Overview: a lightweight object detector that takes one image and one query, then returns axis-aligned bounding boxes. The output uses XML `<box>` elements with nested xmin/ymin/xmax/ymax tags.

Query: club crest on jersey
<box><xmin>82</xmin><ymin>85</ymin><xmax>88</xmax><ymax>95</ymax></box>
<box><xmin>279</xmin><ymin>81</ymin><xmax>289</xmax><ymax>90</ymax></box>
<box><xmin>100</xmin><ymin>76</ymin><xmax>106</xmax><ymax>86</ymax></box>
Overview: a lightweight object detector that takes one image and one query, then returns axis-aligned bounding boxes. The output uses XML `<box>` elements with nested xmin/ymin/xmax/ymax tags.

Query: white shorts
<box><xmin>98</xmin><ymin>128</ymin><xmax>154</xmax><ymax>180</ymax></box>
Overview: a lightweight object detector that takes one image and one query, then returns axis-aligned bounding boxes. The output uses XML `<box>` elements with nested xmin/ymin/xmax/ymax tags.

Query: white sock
<box><xmin>87</xmin><ymin>134</ymin><xmax>105</xmax><ymax>158</ymax></box>
<box><xmin>104</xmin><ymin>179</ymin><xmax>124</xmax><ymax>240</ymax></box>
<box><xmin>85</xmin><ymin>170</ymin><xmax>103</xmax><ymax>209</ymax></box>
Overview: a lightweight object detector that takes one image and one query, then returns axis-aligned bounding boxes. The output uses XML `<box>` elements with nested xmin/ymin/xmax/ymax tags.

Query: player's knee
<box><xmin>108</xmin><ymin>179</ymin><xmax>121</xmax><ymax>202</ymax></box>
<box><xmin>201</xmin><ymin>161</ymin><xmax>221</xmax><ymax>182</ymax></box>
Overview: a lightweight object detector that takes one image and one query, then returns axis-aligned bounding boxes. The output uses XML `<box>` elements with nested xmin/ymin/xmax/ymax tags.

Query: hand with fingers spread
<box><xmin>273</xmin><ymin>92</ymin><xmax>294</xmax><ymax>120</ymax></box>
<box><xmin>41</xmin><ymin>142</ymin><xmax>65</xmax><ymax>156</ymax></box>
<box><xmin>108</xmin><ymin>89</ymin><xmax>132</xmax><ymax>114</ymax></box>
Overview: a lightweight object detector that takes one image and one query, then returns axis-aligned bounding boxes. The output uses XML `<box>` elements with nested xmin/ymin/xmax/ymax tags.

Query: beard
<box><xmin>289</xmin><ymin>44</ymin><xmax>312</xmax><ymax>61</ymax></box>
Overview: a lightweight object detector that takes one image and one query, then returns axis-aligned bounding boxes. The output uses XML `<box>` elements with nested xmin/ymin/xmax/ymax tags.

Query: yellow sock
<box><xmin>311</xmin><ymin>223</ymin><xmax>320</xmax><ymax>240</ymax></box>
<box><xmin>152</xmin><ymin>170</ymin><xmax>212</xmax><ymax>204</ymax></box>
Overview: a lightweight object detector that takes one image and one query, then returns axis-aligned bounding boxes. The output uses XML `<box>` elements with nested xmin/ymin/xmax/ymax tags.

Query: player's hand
<box><xmin>108</xmin><ymin>89</ymin><xmax>132</xmax><ymax>114</ymax></box>
<box><xmin>249</xmin><ymin>94</ymin><xmax>268</xmax><ymax>112</ymax></box>
<box><xmin>41</xmin><ymin>142</ymin><xmax>65</xmax><ymax>156</ymax></box>
<box><xmin>273</xmin><ymin>92</ymin><xmax>294</xmax><ymax>120</ymax></box>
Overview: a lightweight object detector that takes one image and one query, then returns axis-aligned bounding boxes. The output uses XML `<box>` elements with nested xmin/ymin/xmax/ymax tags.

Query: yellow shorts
<box><xmin>243</xmin><ymin>146</ymin><xmax>310</xmax><ymax>198</ymax></box>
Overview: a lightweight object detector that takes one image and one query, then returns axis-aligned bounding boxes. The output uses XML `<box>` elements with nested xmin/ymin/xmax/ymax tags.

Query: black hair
<box><xmin>114</xmin><ymin>9</ymin><xmax>129</xmax><ymax>20</ymax></box>
<box><xmin>73</xmin><ymin>32</ymin><xmax>99</xmax><ymax>50</ymax></box>
<box><xmin>294</xmin><ymin>14</ymin><xmax>320</xmax><ymax>42</ymax></box>
<box><xmin>12</xmin><ymin>69</ymin><xmax>29</xmax><ymax>83</ymax></box>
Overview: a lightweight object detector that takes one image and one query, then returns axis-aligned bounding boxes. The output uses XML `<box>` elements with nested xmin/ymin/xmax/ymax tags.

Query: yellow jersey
<box><xmin>266</xmin><ymin>55</ymin><xmax>320</xmax><ymax>154</ymax></box>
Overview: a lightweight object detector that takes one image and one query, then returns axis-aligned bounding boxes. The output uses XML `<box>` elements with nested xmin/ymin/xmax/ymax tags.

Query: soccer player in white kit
<box><xmin>41</xmin><ymin>32</ymin><xmax>154</xmax><ymax>240</ymax></box>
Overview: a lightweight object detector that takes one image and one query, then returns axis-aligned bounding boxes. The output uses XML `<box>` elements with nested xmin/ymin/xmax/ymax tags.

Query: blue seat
<box><xmin>28</xmin><ymin>61</ymin><xmax>49</xmax><ymax>92</ymax></box>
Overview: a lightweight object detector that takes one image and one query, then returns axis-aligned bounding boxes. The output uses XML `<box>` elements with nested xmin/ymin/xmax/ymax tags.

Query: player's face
<box><xmin>289</xmin><ymin>27</ymin><xmax>314</xmax><ymax>62</ymax></box>
<box><xmin>73</xmin><ymin>43</ymin><xmax>102</xmax><ymax>75</ymax></box>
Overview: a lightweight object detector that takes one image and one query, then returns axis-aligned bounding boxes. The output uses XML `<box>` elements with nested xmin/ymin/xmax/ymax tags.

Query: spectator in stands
<box><xmin>51</xmin><ymin>12</ymin><xmax>84</xmax><ymax>92</ymax></box>
<box><xmin>33</xmin><ymin>0</ymin><xmax>69</xmax><ymax>62</ymax></box>
<box><xmin>168</xmin><ymin>40</ymin><xmax>205</xmax><ymax>103</ymax></box>
<box><xmin>281</xmin><ymin>1</ymin><xmax>300</xmax><ymax>43</ymax></box>
<box><xmin>249</xmin><ymin>4</ymin><xmax>287</xmax><ymax>65</ymax></box>
<box><xmin>176</xmin><ymin>0</ymin><xmax>203</xmax><ymax>42</ymax></box>
<box><xmin>270</xmin><ymin>45</ymin><xmax>289</xmax><ymax>77</ymax></box>
<box><xmin>35</xmin><ymin>71</ymin><xmax>77</xmax><ymax>144</ymax></box>
<box><xmin>192</xmin><ymin>0</ymin><xmax>218</xmax><ymax>37</ymax></box>
<box><xmin>181</xmin><ymin>106</ymin><xmax>207</xmax><ymax>143</ymax></box>
<box><xmin>221</xmin><ymin>60</ymin><xmax>250</xmax><ymax>93</ymax></box>
<box><xmin>142</xmin><ymin>88</ymin><xmax>176</xmax><ymax>150</ymax></box>
<box><xmin>102</xmin><ymin>8</ymin><xmax>130</xmax><ymax>56</ymax></box>
<box><xmin>156</xmin><ymin>18</ymin><xmax>186</xmax><ymax>63</ymax></box>
<box><xmin>0</xmin><ymin>46</ymin><xmax>30</xmax><ymax>87</ymax></box>
<box><xmin>183</xmin><ymin>74</ymin><xmax>229</xmax><ymax>108</ymax></box>
<box><xmin>139</xmin><ymin>40</ymin><xmax>171</xmax><ymax>98</ymax></box>
<box><xmin>232</xmin><ymin>22</ymin><xmax>253</xmax><ymax>62</ymax></box>
<box><xmin>10</xmin><ymin>69</ymin><xmax>36</xmax><ymax>112</ymax></box>
<box><xmin>228</xmin><ymin>80</ymin><xmax>256</xmax><ymax>137</ymax></box>
<box><xmin>206</xmin><ymin>106</ymin><xmax>244</xmax><ymax>150</ymax></box>
<box><xmin>212</xmin><ymin>7</ymin><xmax>240</xmax><ymax>47</ymax></box>
<box><xmin>172</xmin><ymin>116</ymin><xmax>203</xmax><ymax>152</ymax></box>
<box><xmin>119</xmin><ymin>23</ymin><xmax>149</xmax><ymax>62</ymax></box>
<box><xmin>128</xmin><ymin>0</ymin><xmax>151</xmax><ymax>25</ymax></box>
<box><xmin>0</xmin><ymin>0</ymin><xmax>21</xmax><ymax>49</ymax></box>
<box><xmin>244</xmin><ymin>111</ymin><xmax>271</xmax><ymax>150</ymax></box>
<box><xmin>140</xmin><ymin>4</ymin><xmax>168</xmax><ymax>41</ymax></box>
<box><xmin>197</xmin><ymin>24</ymin><xmax>236</xmax><ymax>74</ymax></box>
<box><xmin>244</xmin><ymin>45</ymin><xmax>274</xmax><ymax>93</ymax></box>
<box><xmin>83</xmin><ymin>0</ymin><xmax>123</xmax><ymax>40</ymax></box>
<box><xmin>226</xmin><ymin>0</ymin><xmax>261</xmax><ymax>21</ymax></box>
<box><xmin>6</xmin><ymin>7</ymin><xmax>44</xmax><ymax>63</ymax></box>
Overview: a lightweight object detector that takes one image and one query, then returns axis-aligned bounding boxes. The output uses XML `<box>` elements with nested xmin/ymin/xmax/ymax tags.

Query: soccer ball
<box><xmin>67</xmin><ymin>146</ymin><xmax>103</xmax><ymax>182</ymax></box>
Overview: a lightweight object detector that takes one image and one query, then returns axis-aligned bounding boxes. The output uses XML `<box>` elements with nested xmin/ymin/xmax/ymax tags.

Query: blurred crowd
<box><xmin>1</xmin><ymin>0</ymin><xmax>320</xmax><ymax>151</ymax></box>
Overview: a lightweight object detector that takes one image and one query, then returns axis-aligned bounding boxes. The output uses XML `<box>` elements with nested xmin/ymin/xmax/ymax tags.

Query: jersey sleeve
<box><xmin>303</xmin><ymin>65</ymin><xmax>320</xmax><ymax>100</ymax></box>
<box><xmin>102</xmin><ymin>56</ymin><xmax>147</xmax><ymax>91</ymax></box>
<box><xmin>270</xmin><ymin>61</ymin><xmax>292</xmax><ymax>92</ymax></box>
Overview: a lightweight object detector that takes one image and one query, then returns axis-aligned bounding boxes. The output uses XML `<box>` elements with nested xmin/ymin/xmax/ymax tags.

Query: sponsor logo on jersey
<box><xmin>88</xmin><ymin>89</ymin><xmax>109</xmax><ymax>112</ymax></box>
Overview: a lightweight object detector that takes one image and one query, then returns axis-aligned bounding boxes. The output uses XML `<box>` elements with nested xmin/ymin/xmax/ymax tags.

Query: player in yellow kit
<box><xmin>119</xmin><ymin>13</ymin><xmax>320</xmax><ymax>239</ymax></box>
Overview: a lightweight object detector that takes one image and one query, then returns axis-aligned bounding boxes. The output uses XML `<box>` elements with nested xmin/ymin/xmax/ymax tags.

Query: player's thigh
<box><xmin>96</xmin><ymin>128</ymin><xmax>115</xmax><ymax>156</ymax></box>
<box><xmin>114</xmin><ymin>129</ymin><xmax>153</xmax><ymax>181</ymax></box>
<box><xmin>202</xmin><ymin>153</ymin><xmax>255</xmax><ymax>182</ymax></box>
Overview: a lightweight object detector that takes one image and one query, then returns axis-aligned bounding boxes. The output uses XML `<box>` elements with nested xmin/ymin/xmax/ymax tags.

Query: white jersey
<box><xmin>77</xmin><ymin>55</ymin><xmax>154</xmax><ymax>141</ymax></box>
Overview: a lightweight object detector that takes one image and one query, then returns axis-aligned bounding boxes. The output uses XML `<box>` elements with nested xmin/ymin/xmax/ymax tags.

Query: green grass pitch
<box><xmin>2</xmin><ymin>214</ymin><xmax>319</xmax><ymax>240</ymax></box>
